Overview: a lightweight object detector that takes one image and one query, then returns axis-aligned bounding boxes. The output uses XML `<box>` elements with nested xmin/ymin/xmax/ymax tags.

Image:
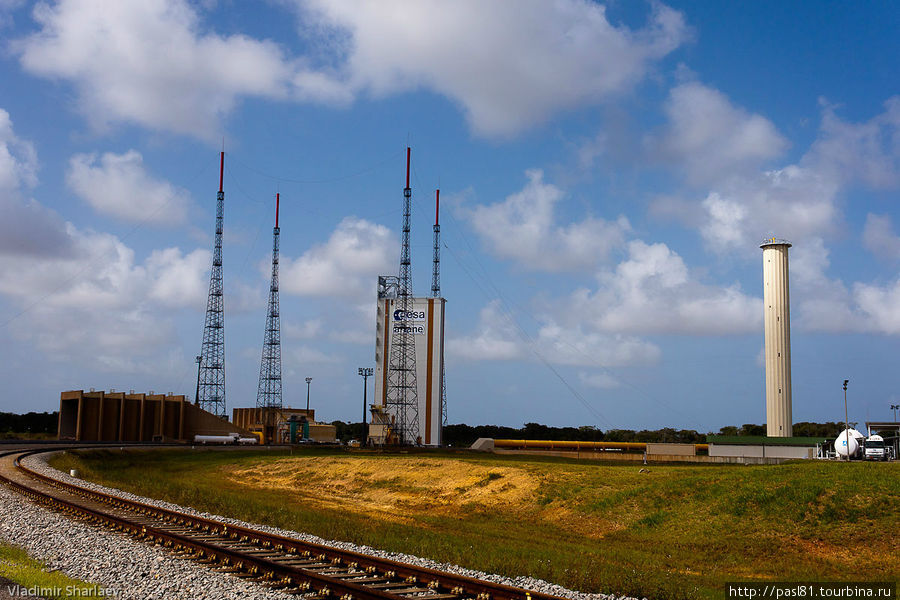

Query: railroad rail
<box><xmin>0</xmin><ymin>447</ymin><xmax>566</xmax><ymax>600</ymax></box>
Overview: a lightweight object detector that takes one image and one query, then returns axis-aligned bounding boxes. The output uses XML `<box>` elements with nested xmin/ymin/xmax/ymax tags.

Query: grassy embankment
<box><xmin>50</xmin><ymin>449</ymin><xmax>899</xmax><ymax>600</ymax></box>
<box><xmin>0</xmin><ymin>541</ymin><xmax>106</xmax><ymax>598</ymax></box>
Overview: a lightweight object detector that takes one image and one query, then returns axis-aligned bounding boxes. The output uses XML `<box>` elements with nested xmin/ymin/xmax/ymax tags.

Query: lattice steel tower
<box><xmin>256</xmin><ymin>193</ymin><xmax>283</xmax><ymax>418</ymax></box>
<box><xmin>198</xmin><ymin>152</ymin><xmax>227</xmax><ymax>418</ymax></box>
<box><xmin>386</xmin><ymin>148</ymin><xmax>420</xmax><ymax>444</ymax></box>
<box><xmin>432</xmin><ymin>189</ymin><xmax>447</xmax><ymax>427</ymax></box>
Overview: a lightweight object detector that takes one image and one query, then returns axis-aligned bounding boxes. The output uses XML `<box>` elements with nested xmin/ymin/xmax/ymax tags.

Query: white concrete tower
<box><xmin>761</xmin><ymin>238</ymin><xmax>793</xmax><ymax>437</ymax></box>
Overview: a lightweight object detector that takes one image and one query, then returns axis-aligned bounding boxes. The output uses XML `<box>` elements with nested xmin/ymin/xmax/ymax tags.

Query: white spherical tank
<box><xmin>834</xmin><ymin>429</ymin><xmax>863</xmax><ymax>456</ymax></box>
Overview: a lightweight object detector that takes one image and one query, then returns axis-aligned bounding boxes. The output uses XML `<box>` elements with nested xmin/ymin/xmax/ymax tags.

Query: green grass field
<box><xmin>49</xmin><ymin>448</ymin><xmax>899</xmax><ymax>600</ymax></box>
<box><xmin>0</xmin><ymin>541</ymin><xmax>106</xmax><ymax>599</ymax></box>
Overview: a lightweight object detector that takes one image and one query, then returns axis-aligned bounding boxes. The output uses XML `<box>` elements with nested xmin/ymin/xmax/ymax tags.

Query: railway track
<box><xmin>0</xmin><ymin>448</ymin><xmax>565</xmax><ymax>600</ymax></box>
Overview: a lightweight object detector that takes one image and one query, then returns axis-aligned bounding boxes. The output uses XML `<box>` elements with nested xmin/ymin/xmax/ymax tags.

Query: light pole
<box><xmin>305</xmin><ymin>377</ymin><xmax>313</xmax><ymax>413</ymax></box>
<box><xmin>891</xmin><ymin>404</ymin><xmax>899</xmax><ymax>423</ymax></box>
<box><xmin>194</xmin><ymin>355</ymin><xmax>202</xmax><ymax>406</ymax></box>
<box><xmin>358</xmin><ymin>367</ymin><xmax>373</xmax><ymax>446</ymax></box>
<box><xmin>843</xmin><ymin>379</ymin><xmax>850</xmax><ymax>461</ymax></box>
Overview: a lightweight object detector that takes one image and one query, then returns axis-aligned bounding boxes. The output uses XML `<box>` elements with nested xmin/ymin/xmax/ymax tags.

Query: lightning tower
<box><xmin>432</xmin><ymin>189</ymin><xmax>447</xmax><ymax>427</ymax></box>
<box><xmin>256</xmin><ymin>193</ymin><xmax>283</xmax><ymax>428</ymax></box>
<box><xmin>198</xmin><ymin>152</ymin><xmax>227</xmax><ymax>418</ymax></box>
<box><xmin>385</xmin><ymin>148</ymin><xmax>420</xmax><ymax>444</ymax></box>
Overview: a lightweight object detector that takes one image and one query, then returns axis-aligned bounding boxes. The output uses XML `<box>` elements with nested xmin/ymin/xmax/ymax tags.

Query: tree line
<box><xmin>0</xmin><ymin>410</ymin><xmax>847</xmax><ymax>446</ymax></box>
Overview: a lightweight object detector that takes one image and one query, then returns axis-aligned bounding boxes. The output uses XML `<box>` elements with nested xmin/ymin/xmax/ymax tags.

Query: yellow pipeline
<box><xmin>494</xmin><ymin>439</ymin><xmax>709</xmax><ymax>452</ymax></box>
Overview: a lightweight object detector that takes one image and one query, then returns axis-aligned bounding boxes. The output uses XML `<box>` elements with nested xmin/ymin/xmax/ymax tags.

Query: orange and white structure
<box><xmin>373</xmin><ymin>294</ymin><xmax>446</xmax><ymax>446</ymax></box>
<box><xmin>760</xmin><ymin>237</ymin><xmax>793</xmax><ymax>437</ymax></box>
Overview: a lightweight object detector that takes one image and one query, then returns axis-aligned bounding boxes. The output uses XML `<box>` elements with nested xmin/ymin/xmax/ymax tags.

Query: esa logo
<box><xmin>393</xmin><ymin>309</ymin><xmax>425</xmax><ymax>321</ymax></box>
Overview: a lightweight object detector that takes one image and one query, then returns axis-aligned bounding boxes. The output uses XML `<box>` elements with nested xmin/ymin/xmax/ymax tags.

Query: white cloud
<box><xmin>0</xmin><ymin>107</ymin><xmax>74</xmax><ymax>257</ymax></box>
<box><xmin>0</xmin><ymin>108</ymin><xmax>37</xmax><ymax>192</ymax></box>
<box><xmin>854</xmin><ymin>279</ymin><xmax>900</xmax><ymax>335</ymax></box>
<box><xmin>810</xmin><ymin>97</ymin><xmax>900</xmax><ymax>189</ymax></box>
<box><xmin>569</xmin><ymin>240</ymin><xmax>761</xmax><ymax>335</ymax></box>
<box><xmin>66</xmin><ymin>150</ymin><xmax>190</xmax><ymax>225</ymax></box>
<box><xmin>15</xmin><ymin>0</ymin><xmax>346</xmax><ymax>139</ymax></box>
<box><xmin>299</xmin><ymin>0</ymin><xmax>689</xmax><ymax>137</ymax></box>
<box><xmin>697</xmin><ymin>166</ymin><xmax>840</xmax><ymax>251</ymax></box>
<box><xmin>446</xmin><ymin>300</ymin><xmax>524</xmax><ymax>362</ymax></box>
<box><xmin>863</xmin><ymin>214</ymin><xmax>900</xmax><ymax>260</ymax></box>
<box><xmin>685</xmin><ymin>97</ymin><xmax>900</xmax><ymax>253</ymax></box>
<box><xmin>579</xmin><ymin>372</ymin><xmax>620</xmax><ymax>390</ymax></box>
<box><xmin>464</xmin><ymin>169</ymin><xmax>629</xmax><ymax>271</ymax></box>
<box><xmin>448</xmin><ymin>299</ymin><xmax>659</xmax><ymax>367</ymax></box>
<box><xmin>284</xmin><ymin>319</ymin><xmax>323</xmax><ymax>340</ymax></box>
<box><xmin>280</xmin><ymin>217</ymin><xmax>395</xmax><ymax>298</ymax></box>
<box><xmin>0</xmin><ymin>220</ymin><xmax>211</xmax><ymax>366</ymax></box>
<box><xmin>16</xmin><ymin>0</ymin><xmax>688</xmax><ymax>138</ymax></box>
<box><xmin>649</xmin><ymin>81</ymin><xmax>788</xmax><ymax>184</ymax></box>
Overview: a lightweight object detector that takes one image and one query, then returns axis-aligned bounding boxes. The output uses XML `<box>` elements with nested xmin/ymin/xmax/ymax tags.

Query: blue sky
<box><xmin>1</xmin><ymin>0</ymin><xmax>898</xmax><ymax>432</ymax></box>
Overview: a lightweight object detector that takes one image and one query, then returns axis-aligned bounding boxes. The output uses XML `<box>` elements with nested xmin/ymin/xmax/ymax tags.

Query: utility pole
<box><xmin>359</xmin><ymin>367</ymin><xmax>373</xmax><ymax>446</ymax></box>
<box><xmin>843</xmin><ymin>379</ymin><xmax>850</xmax><ymax>461</ymax></box>
<box><xmin>305</xmin><ymin>377</ymin><xmax>312</xmax><ymax>413</ymax></box>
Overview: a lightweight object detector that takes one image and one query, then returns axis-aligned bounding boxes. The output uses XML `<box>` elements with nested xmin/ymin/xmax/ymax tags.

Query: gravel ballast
<box><xmin>0</xmin><ymin>451</ymin><xmax>632</xmax><ymax>600</ymax></box>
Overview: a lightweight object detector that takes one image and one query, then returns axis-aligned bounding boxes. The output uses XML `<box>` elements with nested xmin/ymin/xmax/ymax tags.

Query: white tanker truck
<box><xmin>833</xmin><ymin>429</ymin><xmax>891</xmax><ymax>460</ymax></box>
<box><xmin>833</xmin><ymin>428</ymin><xmax>865</xmax><ymax>459</ymax></box>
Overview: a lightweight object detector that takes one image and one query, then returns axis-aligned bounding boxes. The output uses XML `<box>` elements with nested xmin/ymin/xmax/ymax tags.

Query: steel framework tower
<box><xmin>432</xmin><ymin>189</ymin><xmax>448</xmax><ymax>427</ymax></box>
<box><xmin>256</xmin><ymin>193</ymin><xmax>283</xmax><ymax>422</ymax></box>
<box><xmin>198</xmin><ymin>152</ymin><xmax>227</xmax><ymax>418</ymax></box>
<box><xmin>385</xmin><ymin>148</ymin><xmax>420</xmax><ymax>444</ymax></box>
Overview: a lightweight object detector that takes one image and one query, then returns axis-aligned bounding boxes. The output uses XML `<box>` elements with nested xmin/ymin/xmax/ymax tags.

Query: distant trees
<box><xmin>0</xmin><ymin>411</ymin><xmax>58</xmax><ymax>435</ymax></box>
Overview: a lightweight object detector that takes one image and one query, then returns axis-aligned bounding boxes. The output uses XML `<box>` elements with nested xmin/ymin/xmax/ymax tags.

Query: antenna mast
<box><xmin>386</xmin><ymin>148</ymin><xmax>420</xmax><ymax>444</ymax></box>
<box><xmin>198</xmin><ymin>152</ymin><xmax>227</xmax><ymax>418</ymax></box>
<box><xmin>432</xmin><ymin>189</ymin><xmax>448</xmax><ymax>427</ymax></box>
<box><xmin>256</xmin><ymin>193</ymin><xmax>283</xmax><ymax>436</ymax></box>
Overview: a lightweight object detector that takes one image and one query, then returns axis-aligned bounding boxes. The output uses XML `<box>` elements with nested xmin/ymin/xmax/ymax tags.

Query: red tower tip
<box><xmin>405</xmin><ymin>147</ymin><xmax>411</xmax><ymax>189</ymax></box>
<box><xmin>218</xmin><ymin>151</ymin><xmax>224</xmax><ymax>193</ymax></box>
<box><xmin>435</xmin><ymin>189</ymin><xmax>440</xmax><ymax>226</ymax></box>
<box><xmin>275</xmin><ymin>193</ymin><xmax>280</xmax><ymax>229</ymax></box>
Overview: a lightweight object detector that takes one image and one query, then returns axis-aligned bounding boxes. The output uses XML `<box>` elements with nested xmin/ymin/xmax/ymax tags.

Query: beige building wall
<box><xmin>761</xmin><ymin>240</ymin><xmax>793</xmax><ymax>437</ymax></box>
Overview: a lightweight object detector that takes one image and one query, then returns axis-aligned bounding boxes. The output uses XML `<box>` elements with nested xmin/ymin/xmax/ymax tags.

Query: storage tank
<box><xmin>834</xmin><ymin>429</ymin><xmax>864</xmax><ymax>457</ymax></box>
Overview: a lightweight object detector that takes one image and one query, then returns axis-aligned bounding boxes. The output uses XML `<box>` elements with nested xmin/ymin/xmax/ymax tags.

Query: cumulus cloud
<box><xmin>448</xmin><ymin>299</ymin><xmax>659</xmax><ymax>367</ymax></box>
<box><xmin>464</xmin><ymin>169</ymin><xmax>629</xmax><ymax>271</ymax></box>
<box><xmin>15</xmin><ymin>0</ymin><xmax>688</xmax><ymax>138</ymax></box>
<box><xmin>0</xmin><ymin>223</ymin><xmax>211</xmax><ymax>366</ymax></box>
<box><xmin>579</xmin><ymin>371</ymin><xmax>620</xmax><ymax>390</ymax></box>
<box><xmin>810</xmin><ymin>97</ymin><xmax>900</xmax><ymax>189</ymax></box>
<box><xmin>567</xmin><ymin>240</ymin><xmax>761</xmax><ymax>335</ymax></box>
<box><xmin>863</xmin><ymin>214</ymin><xmax>900</xmax><ymax>260</ymax></box>
<box><xmin>446</xmin><ymin>300</ymin><xmax>524</xmax><ymax>361</ymax></box>
<box><xmin>687</xmin><ymin>97</ymin><xmax>900</xmax><ymax>253</ymax></box>
<box><xmin>0</xmin><ymin>108</ymin><xmax>37</xmax><ymax>191</ymax></box>
<box><xmin>854</xmin><ymin>279</ymin><xmax>900</xmax><ymax>335</ymax></box>
<box><xmin>280</xmin><ymin>217</ymin><xmax>395</xmax><ymax>298</ymax></box>
<box><xmin>697</xmin><ymin>165</ymin><xmax>839</xmax><ymax>251</ymax></box>
<box><xmin>649</xmin><ymin>81</ymin><xmax>788</xmax><ymax>184</ymax></box>
<box><xmin>0</xmin><ymin>108</ymin><xmax>74</xmax><ymax>257</ymax></box>
<box><xmin>14</xmin><ymin>0</ymin><xmax>346</xmax><ymax>139</ymax></box>
<box><xmin>299</xmin><ymin>0</ymin><xmax>689</xmax><ymax>137</ymax></box>
<box><xmin>66</xmin><ymin>150</ymin><xmax>190</xmax><ymax>224</ymax></box>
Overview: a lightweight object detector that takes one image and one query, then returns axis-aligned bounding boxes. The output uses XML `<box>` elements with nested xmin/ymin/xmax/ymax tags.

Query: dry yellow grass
<box><xmin>228</xmin><ymin>456</ymin><xmax>539</xmax><ymax>520</ymax></box>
